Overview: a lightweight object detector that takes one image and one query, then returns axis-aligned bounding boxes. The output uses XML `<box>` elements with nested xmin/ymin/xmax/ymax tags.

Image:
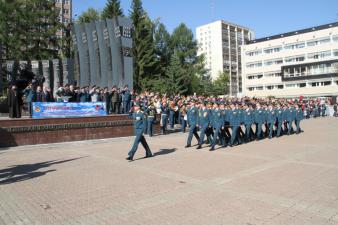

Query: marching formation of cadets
<box><xmin>126</xmin><ymin>95</ymin><xmax>315</xmax><ymax>161</ymax></box>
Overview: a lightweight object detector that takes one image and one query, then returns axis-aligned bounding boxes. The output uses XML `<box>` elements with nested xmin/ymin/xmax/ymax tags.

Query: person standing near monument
<box><xmin>8</xmin><ymin>85</ymin><xmax>22</xmax><ymax>118</ymax></box>
<box><xmin>122</xmin><ymin>85</ymin><xmax>131</xmax><ymax>114</ymax></box>
<box><xmin>126</xmin><ymin>103</ymin><xmax>153</xmax><ymax>161</ymax></box>
<box><xmin>111</xmin><ymin>86</ymin><xmax>119</xmax><ymax>114</ymax></box>
<box><xmin>23</xmin><ymin>82</ymin><xmax>36</xmax><ymax>118</ymax></box>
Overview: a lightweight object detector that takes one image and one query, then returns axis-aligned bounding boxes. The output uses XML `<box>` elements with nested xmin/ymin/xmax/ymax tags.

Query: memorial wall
<box><xmin>72</xmin><ymin>17</ymin><xmax>133</xmax><ymax>89</ymax></box>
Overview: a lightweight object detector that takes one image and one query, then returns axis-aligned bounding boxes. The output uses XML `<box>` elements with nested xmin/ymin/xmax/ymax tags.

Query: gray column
<box><xmin>74</xmin><ymin>24</ymin><xmax>90</xmax><ymax>87</ymax></box>
<box><xmin>6</xmin><ymin>61</ymin><xmax>16</xmax><ymax>84</ymax></box>
<box><xmin>52</xmin><ymin>59</ymin><xmax>61</xmax><ymax>96</ymax></box>
<box><xmin>31</xmin><ymin>60</ymin><xmax>40</xmax><ymax>78</ymax></box>
<box><xmin>0</xmin><ymin>44</ymin><xmax>2</xmax><ymax>93</ymax></box>
<box><xmin>62</xmin><ymin>58</ymin><xmax>74</xmax><ymax>85</ymax></box>
<box><xmin>118</xmin><ymin>17</ymin><xmax>134</xmax><ymax>89</ymax></box>
<box><xmin>42</xmin><ymin>60</ymin><xmax>51</xmax><ymax>89</ymax></box>
<box><xmin>85</xmin><ymin>22</ymin><xmax>100</xmax><ymax>87</ymax></box>
<box><xmin>95</xmin><ymin>20</ymin><xmax>110</xmax><ymax>88</ymax></box>
<box><xmin>107</xmin><ymin>19</ymin><xmax>123</xmax><ymax>88</ymax></box>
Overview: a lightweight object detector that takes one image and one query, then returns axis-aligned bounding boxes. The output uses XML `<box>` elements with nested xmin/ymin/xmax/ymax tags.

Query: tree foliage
<box><xmin>130</xmin><ymin>0</ymin><xmax>158</xmax><ymax>92</ymax></box>
<box><xmin>102</xmin><ymin>0</ymin><xmax>124</xmax><ymax>19</ymax></box>
<box><xmin>77</xmin><ymin>7</ymin><xmax>101</xmax><ymax>24</ymax></box>
<box><xmin>213</xmin><ymin>71</ymin><xmax>230</xmax><ymax>96</ymax></box>
<box><xmin>0</xmin><ymin>0</ymin><xmax>63</xmax><ymax>60</ymax></box>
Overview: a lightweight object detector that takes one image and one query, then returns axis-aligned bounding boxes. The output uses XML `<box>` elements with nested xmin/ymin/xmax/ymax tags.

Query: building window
<box><xmin>284</xmin><ymin>42</ymin><xmax>305</xmax><ymax>50</ymax></box>
<box><xmin>333</xmin><ymin>35</ymin><xmax>338</xmax><ymax>43</ymax></box>
<box><xmin>307</xmin><ymin>37</ymin><xmax>331</xmax><ymax>47</ymax></box>
<box><xmin>333</xmin><ymin>50</ymin><xmax>338</xmax><ymax>57</ymax></box>
<box><xmin>308</xmin><ymin>50</ymin><xmax>331</xmax><ymax>60</ymax></box>
<box><xmin>264</xmin><ymin>58</ymin><xmax>283</xmax><ymax>66</ymax></box>
<box><xmin>265</xmin><ymin>71</ymin><xmax>281</xmax><ymax>78</ymax></box>
<box><xmin>284</xmin><ymin>55</ymin><xmax>305</xmax><ymax>63</ymax></box>
<box><xmin>264</xmin><ymin>46</ymin><xmax>282</xmax><ymax>54</ymax></box>
<box><xmin>246</xmin><ymin>61</ymin><xmax>262</xmax><ymax>68</ymax></box>
<box><xmin>247</xmin><ymin>74</ymin><xmax>263</xmax><ymax>80</ymax></box>
<box><xmin>246</xmin><ymin>49</ymin><xmax>262</xmax><ymax>56</ymax></box>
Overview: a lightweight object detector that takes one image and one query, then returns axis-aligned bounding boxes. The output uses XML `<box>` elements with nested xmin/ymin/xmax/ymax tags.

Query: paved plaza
<box><xmin>0</xmin><ymin>117</ymin><xmax>338</xmax><ymax>225</ymax></box>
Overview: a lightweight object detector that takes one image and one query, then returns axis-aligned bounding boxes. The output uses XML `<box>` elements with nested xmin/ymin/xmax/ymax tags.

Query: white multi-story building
<box><xmin>196</xmin><ymin>20</ymin><xmax>254</xmax><ymax>96</ymax></box>
<box><xmin>55</xmin><ymin>0</ymin><xmax>72</xmax><ymax>39</ymax></box>
<box><xmin>242</xmin><ymin>22</ymin><xmax>338</xmax><ymax>98</ymax></box>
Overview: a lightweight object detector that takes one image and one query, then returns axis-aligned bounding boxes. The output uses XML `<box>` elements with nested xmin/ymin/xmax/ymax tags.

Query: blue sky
<box><xmin>73</xmin><ymin>0</ymin><xmax>338</xmax><ymax>38</ymax></box>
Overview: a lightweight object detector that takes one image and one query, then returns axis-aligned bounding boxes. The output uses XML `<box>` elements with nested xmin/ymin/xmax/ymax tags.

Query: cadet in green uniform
<box><xmin>266</xmin><ymin>104</ymin><xmax>276</xmax><ymax>139</ymax></box>
<box><xmin>254</xmin><ymin>103</ymin><xmax>265</xmax><ymax>140</ymax></box>
<box><xmin>229</xmin><ymin>103</ymin><xmax>241</xmax><ymax>147</ymax></box>
<box><xmin>243</xmin><ymin>104</ymin><xmax>254</xmax><ymax>142</ymax></box>
<box><xmin>275</xmin><ymin>103</ymin><xmax>284</xmax><ymax>137</ymax></box>
<box><xmin>126</xmin><ymin>104</ymin><xmax>153</xmax><ymax>161</ymax></box>
<box><xmin>294</xmin><ymin>104</ymin><xmax>304</xmax><ymax>134</ymax></box>
<box><xmin>197</xmin><ymin>102</ymin><xmax>211</xmax><ymax>149</ymax></box>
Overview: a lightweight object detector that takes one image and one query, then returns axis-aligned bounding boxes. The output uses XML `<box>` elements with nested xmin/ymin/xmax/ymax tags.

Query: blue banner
<box><xmin>32</xmin><ymin>102</ymin><xmax>107</xmax><ymax>119</ymax></box>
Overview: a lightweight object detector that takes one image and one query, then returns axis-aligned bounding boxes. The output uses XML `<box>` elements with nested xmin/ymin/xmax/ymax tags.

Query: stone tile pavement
<box><xmin>0</xmin><ymin>117</ymin><xmax>338</xmax><ymax>225</ymax></box>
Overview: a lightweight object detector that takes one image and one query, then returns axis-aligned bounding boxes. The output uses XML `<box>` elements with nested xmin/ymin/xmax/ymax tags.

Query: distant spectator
<box><xmin>8</xmin><ymin>85</ymin><xmax>22</xmax><ymax>118</ymax></box>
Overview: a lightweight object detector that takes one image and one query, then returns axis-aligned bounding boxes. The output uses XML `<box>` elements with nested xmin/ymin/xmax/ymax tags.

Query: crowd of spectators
<box><xmin>7</xmin><ymin>82</ymin><xmax>338</xmax><ymax>119</ymax></box>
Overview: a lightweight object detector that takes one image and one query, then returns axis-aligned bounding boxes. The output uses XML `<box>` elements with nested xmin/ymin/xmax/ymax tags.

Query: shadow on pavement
<box><xmin>0</xmin><ymin>157</ymin><xmax>87</xmax><ymax>185</ymax></box>
<box><xmin>153</xmin><ymin>148</ymin><xmax>177</xmax><ymax>157</ymax></box>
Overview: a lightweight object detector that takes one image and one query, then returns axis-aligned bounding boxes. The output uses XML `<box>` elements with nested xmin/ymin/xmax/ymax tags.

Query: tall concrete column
<box><xmin>52</xmin><ymin>59</ymin><xmax>61</xmax><ymax>96</ymax></box>
<box><xmin>42</xmin><ymin>60</ymin><xmax>51</xmax><ymax>89</ymax></box>
<box><xmin>62</xmin><ymin>58</ymin><xmax>74</xmax><ymax>85</ymax></box>
<box><xmin>95</xmin><ymin>20</ymin><xmax>110</xmax><ymax>88</ymax></box>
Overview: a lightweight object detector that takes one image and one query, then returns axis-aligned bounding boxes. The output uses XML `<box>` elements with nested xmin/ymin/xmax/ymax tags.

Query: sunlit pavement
<box><xmin>0</xmin><ymin>117</ymin><xmax>338</xmax><ymax>225</ymax></box>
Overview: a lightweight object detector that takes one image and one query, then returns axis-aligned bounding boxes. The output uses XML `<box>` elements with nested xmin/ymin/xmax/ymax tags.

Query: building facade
<box><xmin>55</xmin><ymin>0</ymin><xmax>72</xmax><ymax>39</ymax></box>
<box><xmin>72</xmin><ymin>17</ymin><xmax>133</xmax><ymax>89</ymax></box>
<box><xmin>196</xmin><ymin>20</ymin><xmax>254</xmax><ymax>96</ymax></box>
<box><xmin>242</xmin><ymin>22</ymin><xmax>338</xmax><ymax>98</ymax></box>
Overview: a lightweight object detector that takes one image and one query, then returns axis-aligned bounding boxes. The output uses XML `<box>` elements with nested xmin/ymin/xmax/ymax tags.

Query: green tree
<box><xmin>165</xmin><ymin>52</ymin><xmax>187</xmax><ymax>95</ymax></box>
<box><xmin>77</xmin><ymin>7</ymin><xmax>101</xmax><ymax>23</ymax></box>
<box><xmin>169</xmin><ymin>23</ymin><xmax>203</xmax><ymax>95</ymax></box>
<box><xmin>212</xmin><ymin>71</ymin><xmax>229</xmax><ymax>96</ymax></box>
<box><xmin>154</xmin><ymin>23</ymin><xmax>172</xmax><ymax>77</ymax></box>
<box><xmin>102</xmin><ymin>0</ymin><xmax>124</xmax><ymax>19</ymax></box>
<box><xmin>0</xmin><ymin>0</ymin><xmax>62</xmax><ymax>60</ymax></box>
<box><xmin>130</xmin><ymin>0</ymin><xmax>158</xmax><ymax>92</ymax></box>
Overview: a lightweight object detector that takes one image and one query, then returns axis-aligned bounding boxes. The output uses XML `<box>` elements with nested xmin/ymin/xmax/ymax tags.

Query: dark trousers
<box><xmin>211</xmin><ymin>126</ymin><xmax>222</xmax><ymax>148</ymax></box>
<box><xmin>111</xmin><ymin>102</ymin><xmax>119</xmax><ymax>114</ymax></box>
<box><xmin>187</xmin><ymin>124</ymin><xmax>199</xmax><ymax>146</ymax></box>
<box><xmin>169</xmin><ymin>111</ymin><xmax>175</xmax><ymax>129</ymax></box>
<box><xmin>122</xmin><ymin>101</ymin><xmax>130</xmax><ymax>114</ymax></box>
<box><xmin>277</xmin><ymin>122</ymin><xmax>283</xmax><ymax>137</ymax></box>
<box><xmin>256</xmin><ymin>123</ymin><xmax>263</xmax><ymax>139</ymax></box>
<box><xmin>28</xmin><ymin>102</ymin><xmax>33</xmax><ymax>118</ymax></box>
<box><xmin>128</xmin><ymin>131</ymin><xmax>152</xmax><ymax>157</ymax></box>
<box><xmin>245</xmin><ymin>124</ymin><xmax>253</xmax><ymax>141</ymax></box>
<box><xmin>161</xmin><ymin>114</ymin><xmax>168</xmax><ymax>134</ymax></box>
<box><xmin>147</xmin><ymin>117</ymin><xmax>155</xmax><ymax>136</ymax></box>
<box><xmin>230</xmin><ymin>126</ymin><xmax>239</xmax><ymax>145</ymax></box>
<box><xmin>181</xmin><ymin>117</ymin><xmax>187</xmax><ymax>133</ymax></box>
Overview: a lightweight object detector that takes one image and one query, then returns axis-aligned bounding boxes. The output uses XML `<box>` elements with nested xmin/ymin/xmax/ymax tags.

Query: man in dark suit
<box><xmin>111</xmin><ymin>86</ymin><xmax>119</xmax><ymax>114</ymax></box>
<box><xmin>8</xmin><ymin>85</ymin><xmax>22</xmax><ymax>118</ymax></box>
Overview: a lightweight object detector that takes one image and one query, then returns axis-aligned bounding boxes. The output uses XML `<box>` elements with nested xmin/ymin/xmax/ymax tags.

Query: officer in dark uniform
<box><xmin>145</xmin><ymin>102</ymin><xmax>156</xmax><ymax>137</ymax></box>
<box><xmin>210</xmin><ymin>102</ymin><xmax>224</xmax><ymax>151</ymax></box>
<box><xmin>185</xmin><ymin>101</ymin><xmax>200</xmax><ymax>148</ymax></box>
<box><xmin>275</xmin><ymin>103</ymin><xmax>284</xmax><ymax>137</ymax></box>
<box><xmin>243</xmin><ymin>104</ymin><xmax>254</xmax><ymax>142</ymax></box>
<box><xmin>161</xmin><ymin>101</ymin><xmax>169</xmax><ymax>135</ymax></box>
<box><xmin>254</xmin><ymin>103</ymin><xmax>265</xmax><ymax>140</ymax></box>
<box><xmin>196</xmin><ymin>102</ymin><xmax>211</xmax><ymax>149</ymax></box>
<box><xmin>126</xmin><ymin>103</ymin><xmax>153</xmax><ymax>161</ymax></box>
<box><xmin>266</xmin><ymin>104</ymin><xmax>276</xmax><ymax>139</ymax></box>
<box><xmin>229</xmin><ymin>103</ymin><xmax>240</xmax><ymax>147</ymax></box>
<box><xmin>294</xmin><ymin>104</ymin><xmax>304</xmax><ymax>134</ymax></box>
